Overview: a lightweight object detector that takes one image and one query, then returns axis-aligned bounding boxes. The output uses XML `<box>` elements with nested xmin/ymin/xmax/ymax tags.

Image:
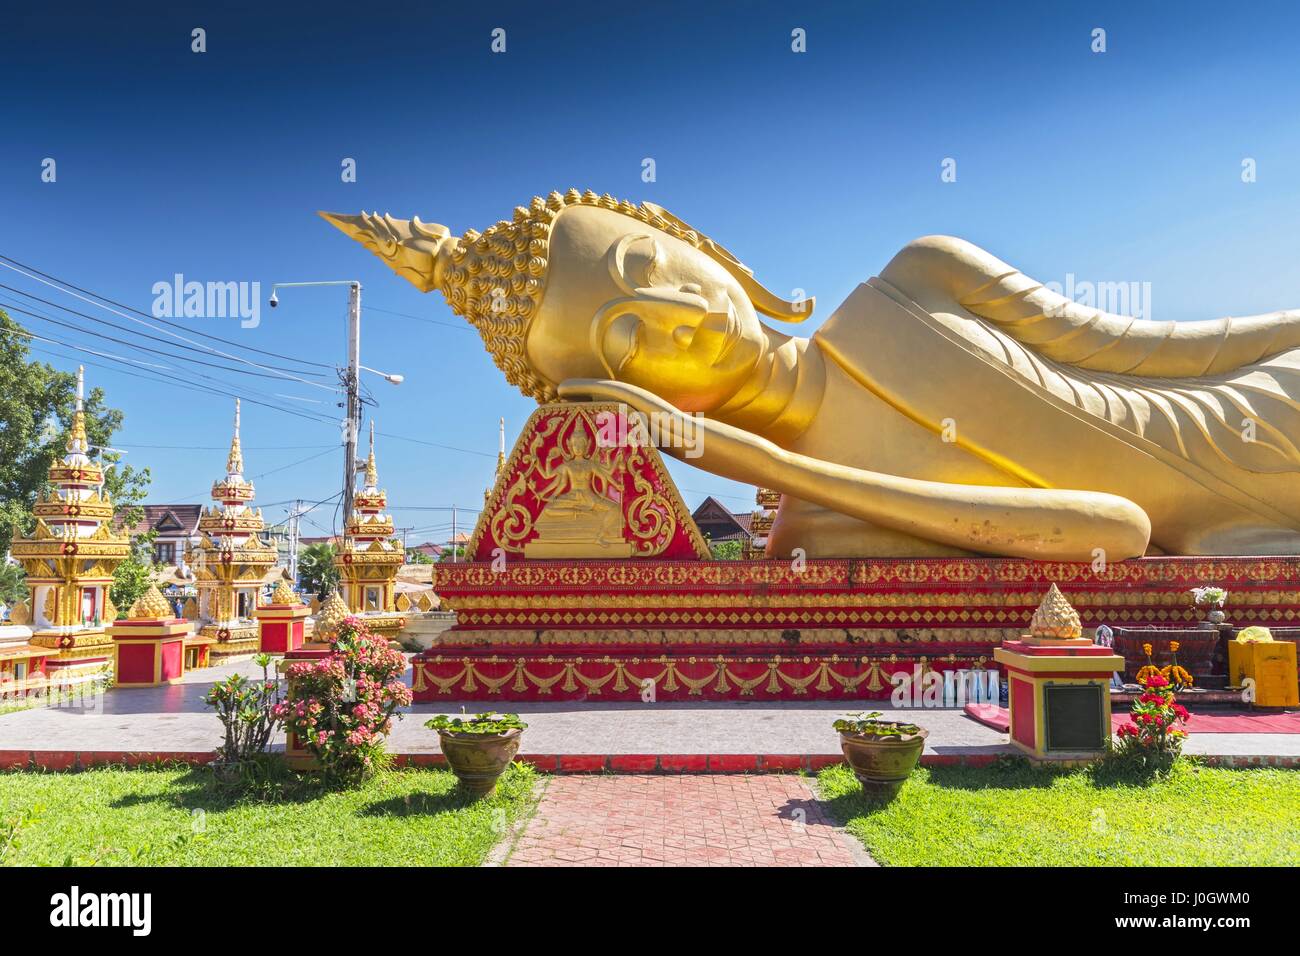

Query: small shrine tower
<box><xmin>484</xmin><ymin>416</ymin><xmax>506</xmax><ymax>503</ymax></box>
<box><xmin>747</xmin><ymin>488</ymin><xmax>780</xmax><ymax>559</ymax></box>
<box><xmin>337</xmin><ymin>423</ymin><xmax>405</xmax><ymax>640</ymax></box>
<box><xmin>191</xmin><ymin>400</ymin><xmax>278</xmax><ymax>659</ymax></box>
<box><xmin>11</xmin><ymin>366</ymin><xmax>131</xmax><ymax>676</ymax></box>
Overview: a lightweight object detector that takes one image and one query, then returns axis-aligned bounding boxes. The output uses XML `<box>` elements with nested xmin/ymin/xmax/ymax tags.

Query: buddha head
<box><xmin>321</xmin><ymin>190</ymin><xmax>812</xmax><ymax>412</ymax></box>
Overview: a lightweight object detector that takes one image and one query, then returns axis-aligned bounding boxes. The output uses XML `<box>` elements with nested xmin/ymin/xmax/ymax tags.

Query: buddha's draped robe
<box><xmin>812</xmin><ymin>238</ymin><xmax>1300</xmax><ymax>553</ymax></box>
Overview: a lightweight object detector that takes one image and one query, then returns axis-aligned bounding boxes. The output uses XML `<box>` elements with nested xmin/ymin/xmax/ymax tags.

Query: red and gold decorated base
<box><xmin>202</xmin><ymin>623</ymin><xmax>260</xmax><ymax>661</ymax></box>
<box><xmin>417</xmin><ymin>555</ymin><xmax>1299</xmax><ymax>702</ymax></box>
<box><xmin>110</xmin><ymin>618</ymin><xmax>191</xmax><ymax>688</ymax></box>
<box><xmin>254</xmin><ymin>603</ymin><xmax>310</xmax><ymax>655</ymax></box>
<box><xmin>356</xmin><ymin>612</ymin><xmax>406</xmax><ymax>643</ymax></box>
<box><xmin>30</xmin><ymin>631</ymin><xmax>115</xmax><ymax>679</ymax></box>
<box><xmin>994</xmin><ymin>641</ymin><xmax>1124</xmax><ymax>761</ymax></box>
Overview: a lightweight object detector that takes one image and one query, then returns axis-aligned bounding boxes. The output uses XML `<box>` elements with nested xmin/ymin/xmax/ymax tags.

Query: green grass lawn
<box><xmin>1</xmin><ymin>762</ymin><xmax>536</xmax><ymax>866</ymax></box>
<box><xmin>819</xmin><ymin>761</ymin><xmax>1300</xmax><ymax>866</ymax></box>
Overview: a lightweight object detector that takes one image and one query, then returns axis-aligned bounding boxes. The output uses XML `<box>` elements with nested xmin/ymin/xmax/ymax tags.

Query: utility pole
<box><xmin>287</xmin><ymin>499</ymin><xmax>303</xmax><ymax>583</ymax></box>
<box><xmin>270</xmin><ymin>279</ymin><xmax>401</xmax><ymax>523</ymax></box>
<box><xmin>451</xmin><ymin>506</ymin><xmax>458</xmax><ymax>564</ymax></box>
<box><xmin>342</xmin><ymin>280</ymin><xmax>362</xmax><ymax>521</ymax></box>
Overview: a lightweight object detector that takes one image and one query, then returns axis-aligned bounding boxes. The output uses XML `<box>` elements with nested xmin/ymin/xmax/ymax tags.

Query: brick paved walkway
<box><xmin>504</xmin><ymin>774</ymin><xmax>866</xmax><ymax>867</ymax></box>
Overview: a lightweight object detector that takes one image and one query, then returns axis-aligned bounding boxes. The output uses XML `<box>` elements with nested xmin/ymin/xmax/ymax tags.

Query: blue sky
<box><xmin>3</xmin><ymin>1</ymin><xmax>1299</xmax><ymax>544</ymax></box>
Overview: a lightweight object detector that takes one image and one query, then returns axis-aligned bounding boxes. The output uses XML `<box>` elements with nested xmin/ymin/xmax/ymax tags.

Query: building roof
<box><xmin>691</xmin><ymin>496</ymin><xmax>753</xmax><ymax>542</ymax></box>
<box><xmin>126</xmin><ymin>504</ymin><xmax>203</xmax><ymax>537</ymax></box>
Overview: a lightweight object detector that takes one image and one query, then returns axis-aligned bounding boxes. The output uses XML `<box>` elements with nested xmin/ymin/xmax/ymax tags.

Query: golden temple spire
<box><xmin>496</xmin><ymin>416</ymin><xmax>506</xmax><ymax>476</ymax></box>
<box><xmin>226</xmin><ymin>399</ymin><xmax>243</xmax><ymax>476</ymax></box>
<box><xmin>363</xmin><ymin>420</ymin><xmax>379</xmax><ymax>490</ymax></box>
<box><xmin>66</xmin><ymin>364</ymin><xmax>88</xmax><ymax>456</ymax></box>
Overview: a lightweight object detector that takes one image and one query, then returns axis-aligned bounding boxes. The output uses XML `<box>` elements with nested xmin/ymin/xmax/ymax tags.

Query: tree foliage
<box><xmin>110</xmin><ymin>532</ymin><xmax>158</xmax><ymax>618</ymax></box>
<box><xmin>707</xmin><ymin>538</ymin><xmax>745</xmax><ymax>560</ymax></box>
<box><xmin>298</xmin><ymin>542</ymin><xmax>339</xmax><ymax>598</ymax></box>
<box><xmin>0</xmin><ymin>310</ymin><xmax>151</xmax><ymax>548</ymax></box>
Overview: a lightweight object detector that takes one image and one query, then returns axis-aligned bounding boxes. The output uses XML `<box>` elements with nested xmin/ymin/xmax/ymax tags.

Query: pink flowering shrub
<box><xmin>280</xmin><ymin>616</ymin><xmax>412</xmax><ymax>787</ymax></box>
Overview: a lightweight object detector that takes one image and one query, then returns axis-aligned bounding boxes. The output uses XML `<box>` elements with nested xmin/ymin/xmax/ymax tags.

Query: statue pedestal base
<box><xmin>416</xmin><ymin>555</ymin><xmax>1299</xmax><ymax>702</ymax></box>
<box><xmin>110</xmin><ymin>618</ymin><xmax>191</xmax><ymax>688</ymax></box>
<box><xmin>993</xmin><ymin>641</ymin><xmax>1124</xmax><ymax>761</ymax></box>
<box><xmin>254</xmin><ymin>602</ymin><xmax>310</xmax><ymax>655</ymax></box>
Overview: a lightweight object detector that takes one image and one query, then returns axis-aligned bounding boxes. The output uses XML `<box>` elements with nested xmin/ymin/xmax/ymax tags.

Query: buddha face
<box><xmin>526</xmin><ymin>206</ymin><xmax>767</xmax><ymax>412</ymax></box>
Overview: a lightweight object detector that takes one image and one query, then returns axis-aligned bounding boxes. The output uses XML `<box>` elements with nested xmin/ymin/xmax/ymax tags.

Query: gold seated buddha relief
<box><xmin>324</xmin><ymin>191</ymin><xmax>1300</xmax><ymax>561</ymax></box>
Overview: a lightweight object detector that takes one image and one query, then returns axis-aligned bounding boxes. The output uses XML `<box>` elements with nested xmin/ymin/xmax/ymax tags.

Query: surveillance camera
<box><xmin>269</xmin><ymin>292</ymin><xmax>279</xmax><ymax>308</ymax></box>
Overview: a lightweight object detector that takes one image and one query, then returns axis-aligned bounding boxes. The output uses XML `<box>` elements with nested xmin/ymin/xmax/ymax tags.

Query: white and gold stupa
<box><xmin>191</xmin><ymin>400</ymin><xmax>278</xmax><ymax>658</ymax></box>
<box><xmin>336</xmin><ymin>423</ymin><xmax>406</xmax><ymax>640</ymax></box>
<box><xmin>10</xmin><ymin>366</ymin><xmax>131</xmax><ymax>677</ymax></box>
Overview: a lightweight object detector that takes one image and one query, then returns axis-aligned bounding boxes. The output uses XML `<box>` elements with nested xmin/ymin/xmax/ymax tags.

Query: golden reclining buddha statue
<box><xmin>323</xmin><ymin>190</ymin><xmax>1300</xmax><ymax>562</ymax></box>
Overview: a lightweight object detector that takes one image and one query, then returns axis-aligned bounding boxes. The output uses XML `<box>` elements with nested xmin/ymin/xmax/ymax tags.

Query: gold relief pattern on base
<box><xmin>433</xmin><ymin>627</ymin><xmax>1019</xmax><ymax>646</ymax></box>
<box><xmin>435</xmin><ymin>556</ymin><xmax>1300</xmax><ymax>592</ymax></box>
<box><xmin>413</xmin><ymin>653</ymin><xmax>996</xmax><ymax>698</ymax></box>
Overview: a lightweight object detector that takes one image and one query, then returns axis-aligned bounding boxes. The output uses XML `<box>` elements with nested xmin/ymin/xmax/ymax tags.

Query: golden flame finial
<box><xmin>227</xmin><ymin>399</ymin><xmax>244</xmax><ymax>475</ymax></box>
<box><xmin>1030</xmin><ymin>583</ymin><xmax>1083</xmax><ymax>640</ymax></box>
<box><xmin>129</xmin><ymin>583</ymin><xmax>173</xmax><ymax>620</ymax></box>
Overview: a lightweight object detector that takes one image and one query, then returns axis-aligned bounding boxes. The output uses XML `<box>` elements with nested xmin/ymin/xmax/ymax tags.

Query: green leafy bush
<box><xmin>426</xmin><ymin>713</ymin><xmax>528</xmax><ymax>735</ymax></box>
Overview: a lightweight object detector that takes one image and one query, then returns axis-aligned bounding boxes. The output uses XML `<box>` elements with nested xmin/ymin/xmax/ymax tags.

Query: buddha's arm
<box><xmin>559</xmin><ymin>379</ymin><xmax>1151</xmax><ymax>562</ymax></box>
<box><xmin>881</xmin><ymin>236</ymin><xmax>1300</xmax><ymax>376</ymax></box>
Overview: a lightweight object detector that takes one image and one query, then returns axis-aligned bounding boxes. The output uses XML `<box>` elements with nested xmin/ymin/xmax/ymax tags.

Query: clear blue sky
<box><xmin>3</xmin><ymin>1</ymin><xmax>1299</xmax><ymax>544</ymax></box>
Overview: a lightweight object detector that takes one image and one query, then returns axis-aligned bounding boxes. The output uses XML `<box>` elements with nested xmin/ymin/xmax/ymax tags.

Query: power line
<box><xmin>118</xmin><ymin>442</ymin><xmax>336</xmax><ymax>451</ymax></box>
<box><xmin>0</xmin><ymin>295</ymin><xmax>330</xmax><ymax>387</ymax></box>
<box><xmin>0</xmin><ymin>252</ymin><xmax>334</xmax><ymax>369</ymax></box>
<box><xmin>366</xmin><ymin>305</ymin><xmax>475</xmax><ymax>334</ymax></box>
<box><xmin>376</xmin><ymin>430</ymin><xmax>495</xmax><ymax>459</ymax></box>
<box><xmin>0</xmin><ymin>257</ymin><xmax>337</xmax><ymax>391</ymax></box>
<box><xmin>23</xmin><ymin>342</ymin><xmax>340</xmax><ymax>429</ymax></box>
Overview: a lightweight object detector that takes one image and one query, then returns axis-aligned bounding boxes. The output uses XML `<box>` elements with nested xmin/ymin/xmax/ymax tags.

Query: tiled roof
<box><xmin>126</xmin><ymin>504</ymin><xmax>203</xmax><ymax>536</ymax></box>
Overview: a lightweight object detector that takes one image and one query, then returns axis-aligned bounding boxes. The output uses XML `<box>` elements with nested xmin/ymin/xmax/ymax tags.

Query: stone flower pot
<box><xmin>437</xmin><ymin>727</ymin><xmax>523</xmax><ymax>797</ymax></box>
<box><xmin>839</xmin><ymin>728</ymin><xmax>928</xmax><ymax>798</ymax></box>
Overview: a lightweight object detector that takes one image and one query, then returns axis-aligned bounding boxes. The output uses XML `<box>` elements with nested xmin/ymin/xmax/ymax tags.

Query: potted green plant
<box><xmin>426</xmin><ymin>712</ymin><xmax>527</xmax><ymax>796</ymax></box>
<box><xmin>834</xmin><ymin>711</ymin><xmax>927</xmax><ymax>797</ymax></box>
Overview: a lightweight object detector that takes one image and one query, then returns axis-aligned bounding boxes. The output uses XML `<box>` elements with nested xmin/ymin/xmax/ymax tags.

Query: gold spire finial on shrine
<box><xmin>364</xmin><ymin>420</ymin><xmax>379</xmax><ymax>489</ymax></box>
<box><xmin>496</xmin><ymin>416</ymin><xmax>506</xmax><ymax>476</ymax></box>
<box><xmin>314</xmin><ymin>589</ymin><xmax>350</xmax><ymax>639</ymax></box>
<box><xmin>270</xmin><ymin>579</ymin><xmax>298</xmax><ymax>605</ymax></box>
<box><xmin>1029</xmin><ymin>583</ymin><xmax>1084</xmax><ymax>642</ymax></box>
<box><xmin>226</xmin><ymin>399</ymin><xmax>244</xmax><ymax>475</ymax></box>
<box><xmin>129</xmin><ymin>583</ymin><xmax>173</xmax><ymax>620</ymax></box>
<box><xmin>67</xmin><ymin>364</ymin><xmax>88</xmax><ymax>456</ymax></box>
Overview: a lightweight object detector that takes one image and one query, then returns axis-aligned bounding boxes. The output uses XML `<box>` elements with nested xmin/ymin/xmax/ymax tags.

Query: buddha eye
<box><xmin>608</xmin><ymin>234</ymin><xmax>661</xmax><ymax>293</ymax></box>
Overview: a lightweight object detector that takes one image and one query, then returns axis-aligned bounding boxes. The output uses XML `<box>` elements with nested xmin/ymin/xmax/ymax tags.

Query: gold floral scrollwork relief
<box><xmin>624</xmin><ymin>444</ymin><xmax>677</xmax><ymax>557</ymax></box>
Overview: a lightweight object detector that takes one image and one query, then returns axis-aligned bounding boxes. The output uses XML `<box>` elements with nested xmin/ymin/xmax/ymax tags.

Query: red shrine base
<box><xmin>413</xmin><ymin>555</ymin><xmax>1300</xmax><ymax>702</ymax></box>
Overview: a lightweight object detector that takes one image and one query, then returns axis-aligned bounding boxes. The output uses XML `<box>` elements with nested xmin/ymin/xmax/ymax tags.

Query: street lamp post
<box><xmin>269</xmin><ymin>280</ymin><xmax>402</xmax><ymax>525</ymax></box>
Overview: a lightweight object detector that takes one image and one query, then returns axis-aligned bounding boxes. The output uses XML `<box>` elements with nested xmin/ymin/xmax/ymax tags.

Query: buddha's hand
<box><xmin>557</xmin><ymin>378</ymin><xmax>1152</xmax><ymax>562</ymax></box>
